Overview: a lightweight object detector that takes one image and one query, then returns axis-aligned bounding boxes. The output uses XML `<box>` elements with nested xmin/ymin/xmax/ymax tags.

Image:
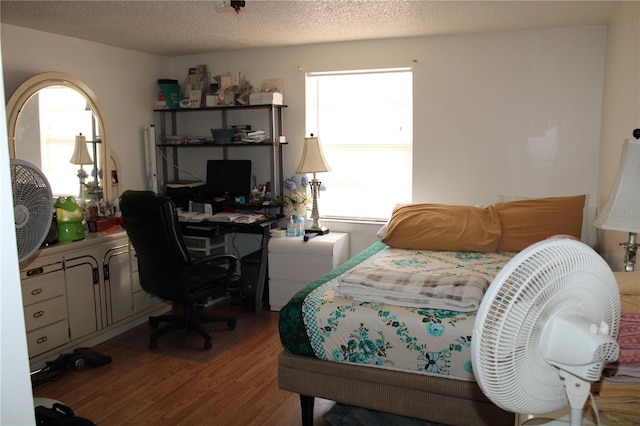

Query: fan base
<box><xmin>518</xmin><ymin>408</ymin><xmax>596</xmax><ymax>426</ymax></box>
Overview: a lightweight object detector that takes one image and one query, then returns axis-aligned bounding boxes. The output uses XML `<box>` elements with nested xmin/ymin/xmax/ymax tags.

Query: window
<box><xmin>305</xmin><ymin>68</ymin><xmax>413</xmax><ymax>221</ymax></box>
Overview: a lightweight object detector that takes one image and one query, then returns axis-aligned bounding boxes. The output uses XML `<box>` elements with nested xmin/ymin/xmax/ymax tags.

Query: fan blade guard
<box><xmin>472</xmin><ymin>238</ymin><xmax>620</xmax><ymax>416</ymax></box>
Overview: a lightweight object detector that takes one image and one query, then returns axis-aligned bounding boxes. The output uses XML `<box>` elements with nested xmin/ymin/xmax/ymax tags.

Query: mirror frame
<box><xmin>6</xmin><ymin>71</ymin><xmax>112</xmax><ymax>202</ymax></box>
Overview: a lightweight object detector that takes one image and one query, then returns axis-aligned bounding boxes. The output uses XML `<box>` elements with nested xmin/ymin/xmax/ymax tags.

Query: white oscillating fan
<box><xmin>472</xmin><ymin>238</ymin><xmax>621</xmax><ymax>426</ymax></box>
<box><xmin>11</xmin><ymin>159</ymin><xmax>54</xmax><ymax>262</ymax></box>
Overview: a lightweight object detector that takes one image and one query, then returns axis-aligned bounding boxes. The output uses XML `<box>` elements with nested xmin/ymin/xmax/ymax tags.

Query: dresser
<box><xmin>268</xmin><ymin>232</ymin><xmax>349</xmax><ymax>311</ymax></box>
<box><xmin>20</xmin><ymin>228</ymin><xmax>167</xmax><ymax>369</ymax></box>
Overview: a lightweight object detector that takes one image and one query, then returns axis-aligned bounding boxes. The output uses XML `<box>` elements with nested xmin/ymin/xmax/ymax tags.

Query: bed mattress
<box><xmin>279</xmin><ymin>241</ymin><xmax>514</xmax><ymax>382</ymax></box>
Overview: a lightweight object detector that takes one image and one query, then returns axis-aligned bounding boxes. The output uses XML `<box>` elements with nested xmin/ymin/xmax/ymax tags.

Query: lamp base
<box><xmin>621</xmin><ymin>232</ymin><xmax>639</xmax><ymax>272</ymax></box>
<box><xmin>305</xmin><ymin>226</ymin><xmax>329</xmax><ymax>235</ymax></box>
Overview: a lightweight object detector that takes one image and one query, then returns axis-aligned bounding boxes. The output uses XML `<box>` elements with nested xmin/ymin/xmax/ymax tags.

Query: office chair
<box><xmin>119</xmin><ymin>190</ymin><xmax>237</xmax><ymax>350</ymax></box>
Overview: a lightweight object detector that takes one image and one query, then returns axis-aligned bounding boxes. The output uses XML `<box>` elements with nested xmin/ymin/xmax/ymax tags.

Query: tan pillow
<box><xmin>382</xmin><ymin>204</ymin><xmax>502</xmax><ymax>253</ymax></box>
<box><xmin>494</xmin><ymin>195</ymin><xmax>586</xmax><ymax>252</ymax></box>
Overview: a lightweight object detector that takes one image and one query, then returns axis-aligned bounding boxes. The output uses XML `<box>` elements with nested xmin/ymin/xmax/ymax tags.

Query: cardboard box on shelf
<box><xmin>249</xmin><ymin>92</ymin><xmax>283</xmax><ymax>105</ymax></box>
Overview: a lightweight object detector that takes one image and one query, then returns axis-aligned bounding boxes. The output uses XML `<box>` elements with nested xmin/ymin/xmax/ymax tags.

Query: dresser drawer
<box><xmin>21</xmin><ymin>270</ymin><xmax>65</xmax><ymax>306</ymax></box>
<box><xmin>269</xmin><ymin>254</ymin><xmax>335</xmax><ymax>282</ymax></box>
<box><xmin>23</xmin><ymin>296</ymin><xmax>67</xmax><ymax>332</ymax></box>
<box><xmin>26</xmin><ymin>320</ymin><xmax>69</xmax><ymax>358</ymax></box>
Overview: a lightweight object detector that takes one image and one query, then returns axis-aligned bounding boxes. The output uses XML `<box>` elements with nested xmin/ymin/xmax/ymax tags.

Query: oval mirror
<box><xmin>6</xmin><ymin>72</ymin><xmax>112</xmax><ymax>203</ymax></box>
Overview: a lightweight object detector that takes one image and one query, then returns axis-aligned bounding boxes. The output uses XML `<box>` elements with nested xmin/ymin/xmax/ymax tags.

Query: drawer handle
<box><xmin>31</xmin><ymin>288</ymin><xmax>43</xmax><ymax>296</ymax></box>
<box><xmin>36</xmin><ymin>336</ymin><xmax>48</xmax><ymax>344</ymax></box>
<box><xmin>33</xmin><ymin>310</ymin><xmax>44</xmax><ymax>318</ymax></box>
<box><xmin>26</xmin><ymin>267</ymin><xmax>44</xmax><ymax>277</ymax></box>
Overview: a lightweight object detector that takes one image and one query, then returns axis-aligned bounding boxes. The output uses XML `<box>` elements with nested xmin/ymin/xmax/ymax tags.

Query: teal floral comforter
<box><xmin>279</xmin><ymin>241</ymin><xmax>514</xmax><ymax>381</ymax></box>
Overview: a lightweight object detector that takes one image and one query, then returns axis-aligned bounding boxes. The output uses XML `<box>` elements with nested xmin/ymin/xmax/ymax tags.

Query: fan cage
<box><xmin>473</xmin><ymin>238</ymin><xmax>620</xmax><ymax>415</ymax></box>
<box><xmin>11</xmin><ymin>160</ymin><xmax>53</xmax><ymax>262</ymax></box>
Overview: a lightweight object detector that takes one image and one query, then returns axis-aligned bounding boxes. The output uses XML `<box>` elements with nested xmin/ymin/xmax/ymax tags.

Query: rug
<box><xmin>108</xmin><ymin>302</ymin><xmax>274</xmax><ymax>363</ymax></box>
<box><xmin>323</xmin><ymin>404</ymin><xmax>447</xmax><ymax>426</ymax></box>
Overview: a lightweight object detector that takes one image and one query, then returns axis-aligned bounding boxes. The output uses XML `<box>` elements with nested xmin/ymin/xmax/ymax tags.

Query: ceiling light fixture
<box><xmin>230</xmin><ymin>1</ymin><xmax>245</xmax><ymax>13</ymax></box>
<box><xmin>217</xmin><ymin>1</ymin><xmax>245</xmax><ymax>14</ymax></box>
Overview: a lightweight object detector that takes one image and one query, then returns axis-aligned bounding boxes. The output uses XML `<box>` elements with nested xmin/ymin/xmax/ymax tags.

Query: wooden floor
<box><xmin>32</xmin><ymin>304</ymin><xmax>335</xmax><ymax>425</ymax></box>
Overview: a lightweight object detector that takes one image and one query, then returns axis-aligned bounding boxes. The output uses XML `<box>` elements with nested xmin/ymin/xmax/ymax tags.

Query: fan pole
<box><xmin>560</xmin><ymin>371</ymin><xmax>590</xmax><ymax>426</ymax></box>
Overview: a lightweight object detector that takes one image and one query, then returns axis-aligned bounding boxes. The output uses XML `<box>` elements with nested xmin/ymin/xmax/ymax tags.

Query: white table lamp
<box><xmin>594</xmin><ymin>131</ymin><xmax>640</xmax><ymax>271</ymax></box>
<box><xmin>69</xmin><ymin>133</ymin><xmax>93</xmax><ymax>199</ymax></box>
<box><xmin>296</xmin><ymin>134</ymin><xmax>331</xmax><ymax>234</ymax></box>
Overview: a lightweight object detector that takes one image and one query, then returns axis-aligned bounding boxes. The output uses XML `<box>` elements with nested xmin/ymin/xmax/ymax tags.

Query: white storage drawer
<box><xmin>23</xmin><ymin>296</ymin><xmax>67</xmax><ymax>332</ymax></box>
<box><xmin>26</xmin><ymin>320</ymin><xmax>70</xmax><ymax>358</ymax></box>
<box><xmin>21</xmin><ymin>262</ymin><xmax>65</xmax><ymax>305</ymax></box>
<box><xmin>183</xmin><ymin>235</ymin><xmax>225</xmax><ymax>256</ymax></box>
<box><xmin>269</xmin><ymin>233</ymin><xmax>349</xmax><ymax>282</ymax></box>
<box><xmin>268</xmin><ymin>232</ymin><xmax>349</xmax><ymax>311</ymax></box>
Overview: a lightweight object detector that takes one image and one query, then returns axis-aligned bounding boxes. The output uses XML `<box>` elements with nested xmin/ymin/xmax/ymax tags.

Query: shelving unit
<box><xmin>154</xmin><ymin>104</ymin><xmax>287</xmax><ymax>208</ymax></box>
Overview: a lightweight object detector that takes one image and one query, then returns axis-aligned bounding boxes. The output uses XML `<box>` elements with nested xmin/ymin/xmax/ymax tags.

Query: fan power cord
<box><xmin>587</xmin><ymin>392</ymin><xmax>602</xmax><ymax>426</ymax></box>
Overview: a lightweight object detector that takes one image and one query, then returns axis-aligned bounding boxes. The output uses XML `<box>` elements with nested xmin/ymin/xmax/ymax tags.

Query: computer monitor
<box><xmin>205</xmin><ymin>159</ymin><xmax>252</xmax><ymax>200</ymax></box>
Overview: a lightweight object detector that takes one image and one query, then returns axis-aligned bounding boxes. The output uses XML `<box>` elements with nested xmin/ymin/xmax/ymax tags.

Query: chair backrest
<box><xmin>119</xmin><ymin>190</ymin><xmax>191</xmax><ymax>301</ymax></box>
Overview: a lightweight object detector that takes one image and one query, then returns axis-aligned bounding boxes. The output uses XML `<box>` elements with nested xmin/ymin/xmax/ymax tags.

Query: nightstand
<box><xmin>268</xmin><ymin>232</ymin><xmax>349</xmax><ymax>311</ymax></box>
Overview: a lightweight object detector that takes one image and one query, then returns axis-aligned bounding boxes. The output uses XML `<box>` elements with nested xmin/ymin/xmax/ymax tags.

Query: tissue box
<box><xmin>249</xmin><ymin>92</ymin><xmax>283</xmax><ymax>105</ymax></box>
<box><xmin>87</xmin><ymin>217</ymin><xmax>119</xmax><ymax>232</ymax></box>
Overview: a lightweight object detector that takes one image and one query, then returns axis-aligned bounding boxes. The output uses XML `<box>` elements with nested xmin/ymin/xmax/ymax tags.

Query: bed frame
<box><xmin>278</xmin><ymin>350</ymin><xmax>514</xmax><ymax>426</ymax></box>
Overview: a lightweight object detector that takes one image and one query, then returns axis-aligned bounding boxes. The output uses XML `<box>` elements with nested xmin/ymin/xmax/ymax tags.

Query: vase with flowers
<box><xmin>282</xmin><ymin>175</ymin><xmax>309</xmax><ymax>219</ymax></box>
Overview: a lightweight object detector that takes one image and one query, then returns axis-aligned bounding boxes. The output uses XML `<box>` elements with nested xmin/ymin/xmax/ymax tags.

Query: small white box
<box><xmin>263</xmin><ymin>92</ymin><xmax>283</xmax><ymax>105</ymax></box>
<box><xmin>249</xmin><ymin>93</ymin><xmax>262</xmax><ymax>104</ymax></box>
<box><xmin>205</xmin><ymin>94</ymin><xmax>218</xmax><ymax>107</ymax></box>
<box><xmin>250</xmin><ymin>92</ymin><xmax>283</xmax><ymax>105</ymax></box>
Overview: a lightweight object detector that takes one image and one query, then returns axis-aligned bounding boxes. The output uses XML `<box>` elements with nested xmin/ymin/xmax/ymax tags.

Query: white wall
<box><xmin>168</xmin><ymin>27</ymin><xmax>606</xmax><ymax>255</ymax></box>
<box><xmin>2</xmin><ymin>23</ymin><xmax>610</xmax><ymax>257</ymax></box>
<box><xmin>0</xmin><ymin>8</ymin><xmax>635</xmax><ymax>420</ymax></box>
<box><xmin>2</xmin><ymin>25</ymin><xmax>171</xmax><ymax>199</ymax></box>
<box><xmin>171</xmin><ymin>26</ymin><xmax>606</xmax><ymax>211</ymax></box>
<box><xmin>597</xmin><ymin>1</ymin><xmax>640</xmax><ymax>270</ymax></box>
<box><xmin>1</xmin><ymin>24</ymin><xmax>171</xmax><ymax>424</ymax></box>
<box><xmin>0</xmin><ymin>44</ymin><xmax>34</xmax><ymax>426</ymax></box>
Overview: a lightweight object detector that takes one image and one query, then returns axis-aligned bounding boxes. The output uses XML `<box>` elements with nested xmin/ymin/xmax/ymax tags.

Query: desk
<box><xmin>181</xmin><ymin>217</ymin><xmax>283</xmax><ymax>314</ymax></box>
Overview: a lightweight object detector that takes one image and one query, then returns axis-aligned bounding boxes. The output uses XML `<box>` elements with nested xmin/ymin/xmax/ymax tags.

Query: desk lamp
<box><xmin>594</xmin><ymin>130</ymin><xmax>640</xmax><ymax>272</ymax></box>
<box><xmin>296</xmin><ymin>134</ymin><xmax>331</xmax><ymax>234</ymax></box>
<box><xmin>69</xmin><ymin>133</ymin><xmax>93</xmax><ymax>200</ymax></box>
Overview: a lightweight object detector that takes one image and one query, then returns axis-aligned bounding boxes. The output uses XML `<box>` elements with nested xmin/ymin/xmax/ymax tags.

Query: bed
<box><xmin>278</xmin><ymin>195</ymin><xmax>588</xmax><ymax>426</ymax></box>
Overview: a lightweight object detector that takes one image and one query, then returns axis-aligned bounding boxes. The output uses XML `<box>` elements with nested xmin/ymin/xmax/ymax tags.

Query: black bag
<box><xmin>31</xmin><ymin>348</ymin><xmax>111</xmax><ymax>387</ymax></box>
<box><xmin>34</xmin><ymin>403</ymin><xmax>96</xmax><ymax>425</ymax></box>
<box><xmin>45</xmin><ymin>348</ymin><xmax>111</xmax><ymax>371</ymax></box>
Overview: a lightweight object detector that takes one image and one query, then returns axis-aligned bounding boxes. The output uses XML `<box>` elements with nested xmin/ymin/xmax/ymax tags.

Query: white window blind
<box><xmin>305</xmin><ymin>68</ymin><xmax>413</xmax><ymax>221</ymax></box>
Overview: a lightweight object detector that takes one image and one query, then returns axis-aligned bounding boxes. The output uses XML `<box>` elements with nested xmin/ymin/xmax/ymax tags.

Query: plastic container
<box><xmin>54</xmin><ymin>197</ymin><xmax>85</xmax><ymax>242</ymax></box>
<box><xmin>293</xmin><ymin>215</ymin><xmax>305</xmax><ymax>237</ymax></box>
<box><xmin>286</xmin><ymin>217</ymin><xmax>296</xmax><ymax>237</ymax></box>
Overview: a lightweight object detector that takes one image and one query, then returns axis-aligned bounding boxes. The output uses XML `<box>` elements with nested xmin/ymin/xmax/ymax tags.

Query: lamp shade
<box><xmin>69</xmin><ymin>133</ymin><xmax>92</xmax><ymax>165</ymax></box>
<box><xmin>296</xmin><ymin>135</ymin><xmax>331</xmax><ymax>174</ymax></box>
<box><xmin>594</xmin><ymin>138</ymin><xmax>640</xmax><ymax>233</ymax></box>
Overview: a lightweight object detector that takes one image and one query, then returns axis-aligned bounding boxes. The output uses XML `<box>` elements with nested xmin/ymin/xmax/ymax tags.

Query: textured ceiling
<box><xmin>0</xmin><ymin>1</ymin><xmax>619</xmax><ymax>57</ymax></box>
